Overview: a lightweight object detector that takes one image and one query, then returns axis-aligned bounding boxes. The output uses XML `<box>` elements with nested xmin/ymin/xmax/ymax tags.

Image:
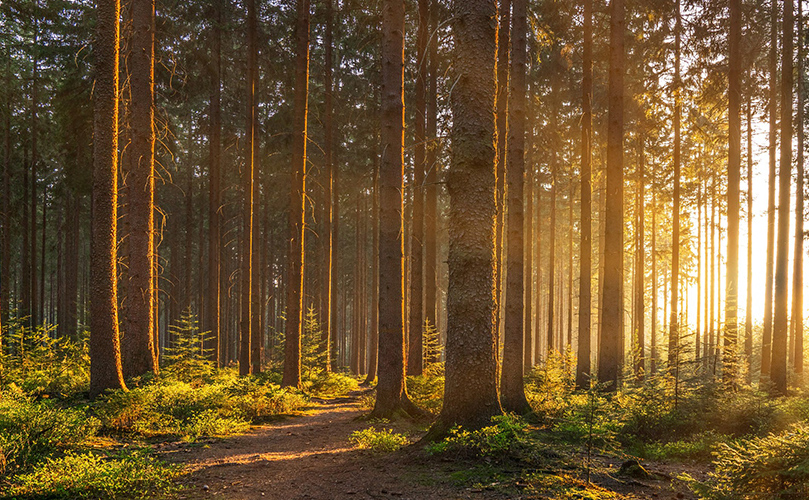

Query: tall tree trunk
<box><xmin>207</xmin><ymin>0</ymin><xmax>222</xmax><ymax>366</ymax></box>
<box><xmin>1</xmin><ymin>53</ymin><xmax>9</xmax><ymax>333</ymax></box>
<box><xmin>669</xmin><ymin>0</ymin><xmax>681</xmax><ymax>372</ymax></box>
<box><xmin>546</xmin><ymin>65</ymin><xmax>559</xmax><ymax>356</ymax></box>
<box><xmin>371</xmin><ymin>0</ymin><xmax>420</xmax><ymax>419</ymax></box>
<box><xmin>501</xmin><ymin>0</ymin><xmax>529</xmax><ymax>414</ymax></box>
<box><xmin>90</xmin><ymin>0</ymin><xmax>127</xmax><ymax>397</ymax></box>
<box><xmin>239</xmin><ymin>0</ymin><xmax>257</xmax><ymax>377</ymax></box>
<box><xmin>494</xmin><ymin>0</ymin><xmax>511</xmax><ymax>347</ymax></box>
<box><xmin>746</xmin><ymin>96</ymin><xmax>754</xmax><ymax>382</ymax></box>
<box><xmin>283</xmin><ymin>0</ymin><xmax>310</xmax><ymax>388</ymax></box>
<box><xmin>534</xmin><ymin>182</ymin><xmax>543</xmax><ymax>363</ymax></box>
<box><xmin>635</xmin><ymin>139</ymin><xmax>645</xmax><ymax>378</ymax></box>
<box><xmin>125</xmin><ymin>0</ymin><xmax>158</xmax><ymax>379</ymax></box>
<box><xmin>31</xmin><ymin>10</ymin><xmax>39</xmax><ymax>328</ymax></box>
<box><xmin>724</xmin><ymin>0</ymin><xmax>741</xmax><ymax>385</ymax></box>
<box><xmin>651</xmin><ymin>189</ymin><xmax>658</xmax><ymax>373</ymax></box>
<box><xmin>324</xmin><ymin>0</ymin><xmax>335</xmax><ymax>372</ymax></box>
<box><xmin>697</xmin><ymin>179</ymin><xmax>702</xmax><ymax>365</ymax></box>
<box><xmin>427</xmin><ymin>0</ymin><xmax>501</xmax><ymax>438</ymax></box>
<box><xmin>576</xmin><ymin>0</ymin><xmax>592</xmax><ymax>389</ymax></box>
<box><xmin>771</xmin><ymin>0</ymin><xmax>793</xmax><ymax>395</ymax></box>
<box><xmin>364</xmin><ymin>160</ymin><xmax>380</xmax><ymax>384</ymax></box>
<box><xmin>762</xmin><ymin>0</ymin><xmax>778</xmax><ymax>380</ymax></box>
<box><xmin>249</xmin><ymin>0</ymin><xmax>262</xmax><ymax>375</ymax></box>
<box><xmin>523</xmin><ymin>110</ymin><xmax>534</xmax><ymax>372</ymax></box>
<box><xmin>793</xmin><ymin>0</ymin><xmax>804</xmax><ymax>379</ymax></box>
<box><xmin>423</xmin><ymin>0</ymin><xmax>439</xmax><ymax>345</ymax></box>
<box><xmin>408</xmin><ymin>0</ymin><xmax>429</xmax><ymax>377</ymax></box>
<box><xmin>598</xmin><ymin>0</ymin><xmax>625</xmax><ymax>389</ymax></box>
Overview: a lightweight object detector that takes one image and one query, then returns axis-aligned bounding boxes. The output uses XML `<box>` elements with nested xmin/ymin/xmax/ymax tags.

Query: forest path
<box><xmin>166</xmin><ymin>389</ymin><xmax>493</xmax><ymax>500</ymax></box>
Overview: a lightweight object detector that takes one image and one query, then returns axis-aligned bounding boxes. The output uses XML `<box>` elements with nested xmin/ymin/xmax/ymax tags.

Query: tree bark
<box><xmin>423</xmin><ymin>0</ymin><xmax>439</xmax><ymax>348</ymax></box>
<box><xmin>427</xmin><ymin>0</ymin><xmax>501</xmax><ymax>438</ymax></box>
<box><xmin>598</xmin><ymin>0</ymin><xmax>625</xmax><ymax>389</ymax></box>
<box><xmin>669</xmin><ymin>0</ymin><xmax>681</xmax><ymax>373</ymax></box>
<box><xmin>124</xmin><ymin>0</ymin><xmax>158</xmax><ymax>379</ymax></box>
<box><xmin>283</xmin><ymin>0</ymin><xmax>310</xmax><ymax>388</ymax></box>
<box><xmin>249</xmin><ymin>0</ymin><xmax>262</xmax><ymax>375</ymax></box>
<box><xmin>494</xmin><ymin>0</ymin><xmax>511</xmax><ymax>348</ymax></box>
<box><xmin>792</xmin><ymin>0</ymin><xmax>804</xmax><ymax>379</ymax></box>
<box><xmin>500</xmin><ymin>0</ymin><xmax>529</xmax><ymax>414</ymax></box>
<box><xmin>207</xmin><ymin>0</ymin><xmax>222</xmax><ymax>366</ymax></box>
<box><xmin>761</xmin><ymin>0</ymin><xmax>778</xmax><ymax>380</ymax></box>
<box><xmin>324</xmin><ymin>0</ymin><xmax>335</xmax><ymax>372</ymax></box>
<box><xmin>90</xmin><ymin>0</ymin><xmax>127</xmax><ymax>397</ymax></box>
<box><xmin>371</xmin><ymin>0</ymin><xmax>420</xmax><ymax>419</ymax></box>
<box><xmin>724</xmin><ymin>0</ymin><xmax>741</xmax><ymax>385</ymax></box>
<box><xmin>771</xmin><ymin>0</ymin><xmax>793</xmax><ymax>395</ymax></box>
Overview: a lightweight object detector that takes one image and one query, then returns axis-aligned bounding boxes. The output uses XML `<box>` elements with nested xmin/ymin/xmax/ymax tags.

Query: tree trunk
<box><xmin>723</xmin><ymin>0</ymin><xmax>741</xmax><ymax>386</ymax></box>
<box><xmin>669</xmin><ymin>0</ymin><xmax>681</xmax><ymax>373</ymax></box>
<box><xmin>124</xmin><ymin>0</ymin><xmax>158</xmax><ymax>379</ymax></box>
<box><xmin>283</xmin><ymin>0</ymin><xmax>310</xmax><ymax>388</ymax></box>
<box><xmin>371</xmin><ymin>0</ymin><xmax>420</xmax><ymax>419</ymax></box>
<box><xmin>427</xmin><ymin>0</ymin><xmax>501</xmax><ymax>438</ymax></box>
<box><xmin>364</xmin><ymin>160</ymin><xmax>380</xmax><ymax>384</ymax></box>
<box><xmin>423</xmin><ymin>0</ymin><xmax>439</xmax><ymax>347</ymax></box>
<box><xmin>546</xmin><ymin>63</ymin><xmax>559</xmax><ymax>356</ymax></box>
<box><xmin>792</xmin><ymin>0</ymin><xmax>804</xmax><ymax>379</ymax></box>
<box><xmin>90</xmin><ymin>0</ymin><xmax>127</xmax><ymax>397</ymax></box>
<box><xmin>407</xmin><ymin>0</ymin><xmax>429</xmax><ymax>377</ymax></box>
<box><xmin>745</xmin><ymin>96</ymin><xmax>754</xmax><ymax>381</ymax></box>
<box><xmin>249</xmin><ymin>0</ymin><xmax>262</xmax><ymax>375</ymax></box>
<box><xmin>2</xmin><ymin>52</ymin><xmax>10</xmax><ymax>333</ymax></box>
<box><xmin>207</xmin><ymin>0</ymin><xmax>222</xmax><ymax>366</ymax></box>
<box><xmin>494</xmin><ymin>0</ymin><xmax>511</xmax><ymax>348</ymax></box>
<box><xmin>771</xmin><ymin>0</ymin><xmax>793</xmax><ymax>395</ymax></box>
<box><xmin>324</xmin><ymin>0</ymin><xmax>335</xmax><ymax>372</ymax></box>
<box><xmin>598</xmin><ymin>0</ymin><xmax>625</xmax><ymax>389</ymax></box>
<box><xmin>500</xmin><ymin>0</ymin><xmax>529</xmax><ymax>414</ymax></box>
<box><xmin>635</xmin><ymin>139</ymin><xmax>645</xmax><ymax>378</ymax></box>
<box><xmin>762</xmin><ymin>0</ymin><xmax>778</xmax><ymax>380</ymax></box>
<box><xmin>651</xmin><ymin>189</ymin><xmax>658</xmax><ymax>373</ymax></box>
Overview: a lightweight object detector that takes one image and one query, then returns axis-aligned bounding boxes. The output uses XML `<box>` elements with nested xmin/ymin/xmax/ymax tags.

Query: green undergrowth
<box><xmin>350</xmin><ymin>426</ymin><xmax>410</xmax><ymax>452</ymax></box>
<box><xmin>2</xmin><ymin>448</ymin><xmax>180</xmax><ymax>499</ymax></box>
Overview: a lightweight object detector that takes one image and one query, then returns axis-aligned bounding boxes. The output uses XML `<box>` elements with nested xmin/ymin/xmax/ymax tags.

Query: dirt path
<box><xmin>163</xmin><ymin>391</ymin><xmax>706</xmax><ymax>500</ymax></box>
<box><xmin>165</xmin><ymin>391</ymin><xmax>495</xmax><ymax>500</ymax></box>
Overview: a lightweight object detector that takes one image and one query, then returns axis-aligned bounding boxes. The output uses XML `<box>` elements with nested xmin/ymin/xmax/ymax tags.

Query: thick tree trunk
<box><xmin>724</xmin><ymin>0</ymin><xmax>741</xmax><ymax>385</ymax></box>
<box><xmin>371</xmin><ymin>0</ymin><xmax>420</xmax><ymax>419</ymax></box>
<box><xmin>500</xmin><ymin>0</ymin><xmax>529</xmax><ymax>414</ymax></box>
<box><xmin>598</xmin><ymin>0</ymin><xmax>625</xmax><ymax>389</ymax></box>
<box><xmin>124</xmin><ymin>0</ymin><xmax>158</xmax><ymax>379</ymax></box>
<box><xmin>283</xmin><ymin>0</ymin><xmax>310</xmax><ymax>388</ymax></box>
<box><xmin>90</xmin><ymin>0</ymin><xmax>127</xmax><ymax>397</ymax></box>
<box><xmin>771</xmin><ymin>0</ymin><xmax>793</xmax><ymax>395</ymax></box>
<box><xmin>427</xmin><ymin>0</ymin><xmax>501</xmax><ymax>438</ymax></box>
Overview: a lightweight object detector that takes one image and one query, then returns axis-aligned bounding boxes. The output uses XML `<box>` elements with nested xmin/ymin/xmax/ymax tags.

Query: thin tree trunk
<box><xmin>771</xmin><ymin>0</ymin><xmax>793</xmax><ymax>395</ymax></box>
<box><xmin>651</xmin><ymin>189</ymin><xmax>658</xmax><ymax>373</ymax></box>
<box><xmin>793</xmin><ymin>0</ymin><xmax>804</xmax><ymax>379</ymax></box>
<box><xmin>598</xmin><ymin>0</ymin><xmax>625</xmax><ymax>389</ymax></box>
<box><xmin>324</xmin><ymin>0</ymin><xmax>335</xmax><ymax>372</ymax></box>
<box><xmin>762</xmin><ymin>0</ymin><xmax>778</xmax><ymax>380</ymax></box>
<box><xmin>576</xmin><ymin>0</ymin><xmax>592</xmax><ymax>387</ymax></box>
<box><xmin>423</xmin><ymin>0</ymin><xmax>439</xmax><ymax>345</ymax></box>
<box><xmin>746</xmin><ymin>96</ymin><xmax>754</xmax><ymax>382</ymax></box>
<box><xmin>31</xmin><ymin>11</ymin><xmax>39</xmax><ymax>328</ymax></box>
<box><xmin>494</xmin><ymin>0</ymin><xmax>511</xmax><ymax>349</ymax></box>
<box><xmin>408</xmin><ymin>0</ymin><xmax>429</xmax><ymax>377</ymax></box>
<box><xmin>207</xmin><ymin>0</ymin><xmax>222</xmax><ymax>366</ymax></box>
<box><xmin>364</xmin><ymin>160</ymin><xmax>380</xmax><ymax>384</ymax></box>
<box><xmin>283</xmin><ymin>0</ymin><xmax>310</xmax><ymax>388</ymax></box>
<box><xmin>669</xmin><ymin>0</ymin><xmax>681</xmax><ymax>372</ymax></box>
<box><xmin>249</xmin><ymin>0</ymin><xmax>262</xmax><ymax>375</ymax></box>
<box><xmin>635</xmin><ymin>139</ymin><xmax>645</xmax><ymax>377</ymax></box>
<box><xmin>371</xmin><ymin>0</ymin><xmax>420</xmax><ymax>419</ymax></box>
<box><xmin>546</xmin><ymin>65</ymin><xmax>559</xmax><ymax>356</ymax></box>
<box><xmin>90</xmin><ymin>0</ymin><xmax>127</xmax><ymax>397</ymax></box>
<box><xmin>501</xmin><ymin>0</ymin><xmax>529</xmax><ymax>413</ymax></box>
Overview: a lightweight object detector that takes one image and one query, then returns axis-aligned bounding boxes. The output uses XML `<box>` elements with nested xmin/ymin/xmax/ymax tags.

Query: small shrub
<box><xmin>426</xmin><ymin>414</ymin><xmax>532</xmax><ymax>458</ymax></box>
<box><xmin>350</xmin><ymin>427</ymin><xmax>409</xmax><ymax>452</ymax></box>
<box><xmin>0</xmin><ymin>389</ymin><xmax>98</xmax><ymax>476</ymax></box>
<box><xmin>694</xmin><ymin>423</ymin><xmax>809</xmax><ymax>500</ymax></box>
<box><xmin>3</xmin><ymin>449</ymin><xmax>179</xmax><ymax>499</ymax></box>
<box><xmin>305</xmin><ymin>371</ymin><xmax>359</xmax><ymax>397</ymax></box>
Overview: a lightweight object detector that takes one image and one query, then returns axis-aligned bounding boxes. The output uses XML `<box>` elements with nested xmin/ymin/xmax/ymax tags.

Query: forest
<box><xmin>1</xmin><ymin>0</ymin><xmax>809</xmax><ymax>498</ymax></box>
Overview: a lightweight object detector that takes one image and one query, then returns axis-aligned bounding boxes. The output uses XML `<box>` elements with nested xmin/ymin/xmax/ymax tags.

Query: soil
<box><xmin>162</xmin><ymin>390</ymin><xmax>710</xmax><ymax>500</ymax></box>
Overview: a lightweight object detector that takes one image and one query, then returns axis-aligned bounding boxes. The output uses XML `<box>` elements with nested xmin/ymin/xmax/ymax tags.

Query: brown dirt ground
<box><xmin>161</xmin><ymin>391</ymin><xmax>710</xmax><ymax>500</ymax></box>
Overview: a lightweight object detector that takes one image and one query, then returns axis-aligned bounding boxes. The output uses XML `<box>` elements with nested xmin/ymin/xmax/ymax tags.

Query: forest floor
<box><xmin>161</xmin><ymin>389</ymin><xmax>709</xmax><ymax>500</ymax></box>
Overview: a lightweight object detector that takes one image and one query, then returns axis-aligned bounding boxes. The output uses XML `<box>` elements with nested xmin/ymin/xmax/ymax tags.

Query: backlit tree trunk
<box><xmin>669</xmin><ymin>0</ymin><xmax>681</xmax><ymax>373</ymax></box>
<box><xmin>792</xmin><ymin>0</ymin><xmax>804</xmax><ymax>379</ymax></box>
<box><xmin>90</xmin><ymin>0</ymin><xmax>127</xmax><ymax>397</ymax></box>
<box><xmin>371</xmin><ymin>0</ymin><xmax>420</xmax><ymax>419</ymax></box>
<box><xmin>598</xmin><ymin>0</ymin><xmax>625</xmax><ymax>389</ymax></box>
<box><xmin>207</xmin><ymin>0</ymin><xmax>222</xmax><ymax>366</ymax></box>
<box><xmin>124</xmin><ymin>0</ymin><xmax>158</xmax><ymax>379</ymax></box>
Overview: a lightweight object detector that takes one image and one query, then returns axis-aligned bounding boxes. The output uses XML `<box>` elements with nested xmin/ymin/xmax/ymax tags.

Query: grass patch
<box><xmin>349</xmin><ymin>427</ymin><xmax>409</xmax><ymax>452</ymax></box>
<box><xmin>2</xmin><ymin>448</ymin><xmax>180</xmax><ymax>499</ymax></box>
